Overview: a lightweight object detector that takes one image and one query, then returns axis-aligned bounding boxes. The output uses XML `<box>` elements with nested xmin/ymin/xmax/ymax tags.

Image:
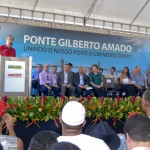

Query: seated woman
<box><xmin>120</xmin><ymin>67</ymin><xmax>137</xmax><ymax>97</ymax></box>
<box><xmin>89</xmin><ymin>64</ymin><xmax>105</xmax><ymax>97</ymax></box>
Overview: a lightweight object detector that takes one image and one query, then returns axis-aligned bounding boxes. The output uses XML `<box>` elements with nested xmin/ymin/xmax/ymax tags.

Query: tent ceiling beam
<box><xmin>130</xmin><ymin>0</ymin><xmax>150</xmax><ymax>25</ymax></box>
<box><xmin>33</xmin><ymin>0</ymin><xmax>39</xmax><ymax>11</ymax></box>
<box><xmin>84</xmin><ymin>0</ymin><xmax>98</xmax><ymax>24</ymax></box>
<box><xmin>0</xmin><ymin>15</ymin><xmax>150</xmax><ymax>39</ymax></box>
<box><xmin>1</xmin><ymin>7</ymin><xmax>149</xmax><ymax>28</ymax></box>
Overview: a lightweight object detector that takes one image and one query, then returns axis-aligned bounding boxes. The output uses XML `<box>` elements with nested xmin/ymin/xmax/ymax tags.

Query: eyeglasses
<box><xmin>47</xmin><ymin>76</ymin><xmax>49</xmax><ymax>81</ymax></box>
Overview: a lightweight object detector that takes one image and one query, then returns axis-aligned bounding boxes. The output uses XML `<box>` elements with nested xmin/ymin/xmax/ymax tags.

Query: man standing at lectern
<box><xmin>0</xmin><ymin>35</ymin><xmax>16</xmax><ymax>57</ymax></box>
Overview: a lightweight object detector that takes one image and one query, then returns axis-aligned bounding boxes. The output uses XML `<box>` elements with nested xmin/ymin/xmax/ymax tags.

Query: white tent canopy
<box><xmin>0</xmin><ymin>0</ymin><xmax>150</xmax><ymax>36</ymax></box>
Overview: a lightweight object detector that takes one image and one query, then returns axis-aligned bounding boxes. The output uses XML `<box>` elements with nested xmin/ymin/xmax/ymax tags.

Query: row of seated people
<box><xmin>104</xmin><ymin>66</ymin><xmax>149</xmax><ymax>97</ymax></box>
<box><xmin>32</xmin><ymin>63</ymin><xmax>150</xmax><ymax>97</ymax></box>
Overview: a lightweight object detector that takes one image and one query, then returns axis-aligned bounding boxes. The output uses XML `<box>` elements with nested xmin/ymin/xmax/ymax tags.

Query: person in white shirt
<box><xmin>105</xmin><ymin>66</ymin><xmax>118</xmax><ymax>82</ymax></box>
<box><xmin>57</xmin><ymin>101</ymin><xmax>110</xmax><ymax>150</ymax></box>
<box><xmin>120</xmin><ymin>67</ymin><xmax>137</xmax><ymax>96</ymax></box>
<box><xmin>142</xmin><ymin>89</ymin><xmax>150</xmax><ymax>118</ymax></box>
<box><xmin>105</xmin><ymin>66</ymin><xmax>119</xmax><ymax>91</ymax></box>
<box><xmin>124</xmin><ymin>114</ymin><xmax>150</xmax><ymax>150</ymax></box>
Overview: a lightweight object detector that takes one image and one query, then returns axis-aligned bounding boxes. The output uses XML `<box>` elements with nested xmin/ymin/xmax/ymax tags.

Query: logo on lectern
<box><xmin>7</xmin><ymin>73</ymin><xmax>22</xmax><ymax>78</ymax></box>
<box><xmin>8</xmin><ymin>65</ymin><xmax>22</xmax><ymax>69</ymax></box>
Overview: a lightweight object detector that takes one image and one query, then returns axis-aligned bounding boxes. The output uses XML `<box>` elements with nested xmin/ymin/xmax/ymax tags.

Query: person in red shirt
<box><xmin>0</xmin><ymin>35</ymin><xmax>16</xmax><ymax>57</ymax></box>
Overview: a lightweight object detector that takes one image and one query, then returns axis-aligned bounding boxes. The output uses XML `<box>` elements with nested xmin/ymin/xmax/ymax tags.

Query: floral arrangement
<box><xmin>3</xmin><ymin>95</ymin><xmax>143</xmax><ymax>127</ymax></box>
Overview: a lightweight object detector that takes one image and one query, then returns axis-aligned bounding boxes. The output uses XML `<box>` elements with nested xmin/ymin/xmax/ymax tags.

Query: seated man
<box><xmin>57</xmin><ymin>64</ymin><xmax>75</xmax><ymax>96</ymax></box>
<box><xmin>99</xmin><ymin>67</ymin><xmax>103</xmax><ymax>74</ymax></box>
<box><xmin>144</xmin><ymin>70</ymin><xmax>150</xmax><ymax>89</ymax></box>
<box><xmin>124</xmin><ymin>114</ymin><xmax>150</xmax><ymax>150</ymax></box>
<box><xmin>131</xmin><ymin>66</ymin><xmax>145</xmax><ymax>96</ymax></box>
<box><xmin>105</xmin><ymin>66</ymin><xmax>119</xmax><ymax>90</ymax></box>
<box><xmin>51</xmin><ymin>66</ymin><xmax>58</xmax><ymax>87</ymax></box>
<box><xmin>131</xmin><ymin>68</ymin><xmax>137</xmax><ymax>79</ymax></box>
<box><xmin>32</xmin><ymin>64</ymin><xmax>43</xmax><ymax>96</ymax></box>
<box><xmin>58</xmin><ymin>101</ymin><xmax>110</xmax><ymax>150</ymax></box>
<box><xmin>88</xmin><ymin>68</ymin><xmax>92</xmax><ymax>76</ymax></box>
<box><xmin>144</xmin><ymin>69</ymin><xmax>150</xmax><ymax>81</ymax></box>
<box><xmin>67</xmin><ymin>63</ymin><xmax>74</xmax><ymax>73</ymax></box>
<box><xmin>83</xmin><ymin>67</ymin><xmax>87</xmax><ymax>75</ymax></box>
<box><xmin>99</xmin><ymin>67</ymin><xmax>104</xmax><ymax>78</ymax></box>
<box><xmin>105</xmin><ymin>66</ymin><xmax>118</xmax><ymax>82</ymax></box>
<box><xmin>39</xmin><ymin>64</ymin><xmax>60</xmax><ymax>97</ymax></box>
<box><xmin>73</xmin><ymin>66</ymin><xmax>92</xmax><ymax>97</ymax></box>
<box><xmin>148</xmin><ymin>75</ymin><xmax>150</xmax><ymax>87</ymax></box>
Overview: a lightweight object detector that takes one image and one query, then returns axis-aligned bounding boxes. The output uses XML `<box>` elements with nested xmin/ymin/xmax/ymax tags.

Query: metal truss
<box><xmin>0</xmin><ymin>7</ymin><xmax>150</xmax><ymax>39</ymax></box>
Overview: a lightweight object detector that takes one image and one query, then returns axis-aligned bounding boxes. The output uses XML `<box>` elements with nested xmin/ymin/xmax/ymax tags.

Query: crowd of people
<box><xmin>32</xmin><ymin>63</ymin><xmax>150</xmax><ymax>98</ymax></box>
<box><xmin>1</xmin><ymin>35</ymin><xmax>150</xmax><ymax>150</ymax></box>
<box><xmin>0</xmin><ymin>88</ymin><xmax>150</xmax><ymax>150</ymax></box>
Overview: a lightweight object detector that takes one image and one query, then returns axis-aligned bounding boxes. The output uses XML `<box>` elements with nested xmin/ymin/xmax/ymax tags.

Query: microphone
<box><xmin>0</xmin><ymin>43</ymin><xmax>13</xmax><ymax>55</ymax></box>
<box><xmin>0</xmin><ymin>49</ymin><xmax>9</xmax><ymax>55</ymax></box>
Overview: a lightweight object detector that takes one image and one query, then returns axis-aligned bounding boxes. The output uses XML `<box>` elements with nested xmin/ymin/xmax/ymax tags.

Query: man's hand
<box><xmin>80</xmin><ymin>85</ymin><xmax>87</xmax><ymax>89</ymax></box>
<box><xmin>83</xmin><ymin>85</ymin><xmax>88</xmax><ymax>89</ymax></box>
<box><xmin>47</xmin><ymin>86</ymin><xmax>51</xmax><ymax>91</ymax></box>
<box><xmin>3</xmin><ymin>114</ymin><xmax>16</xmax><ymax>136</ymax></box>
<box><xmin>0</xmin><ymin>116</ymin><xmax>5</xmax><ymax>134</ymax></box>
<box><xmin>3</xmin><ymin>114</ymin><xmax>15</xmax><ymax>130</ymax></box>
<box><xmin>63</xmin><ymin>83</ymin><xmax>67</xmax><ymax>87</ymax></box>
<box><xmin>44</xmin><ymin>84</ymin><xmax>51</xmax><ymax>91</ymax></box>
<box><xmin>53</xmin><ymin>83</ymin><xmax>58</xmax><ymax>88</ymax></box>
<box><xmin>97</xmin><ymin>85</ymin><xmax>102</xmax><ymax>88</ymax></box>
<box><xmin>80</xmin><ymin>85</ymin><xmax>84</xmax><ymax>89</ymax></box>
<box><xmin>0</xmin><ymin>116</ymin><xmax>5</xmax><ymax>126</ymax></box>
<box><xmin>67</xmin><ymin>84</ymin><xmax>71</xmax><ymax>88</ymax></box>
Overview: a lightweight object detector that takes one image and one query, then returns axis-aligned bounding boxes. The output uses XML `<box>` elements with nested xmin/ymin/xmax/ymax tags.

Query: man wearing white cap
<box><xmin>58</xmin><ymin>101</ymin><xmax>110</xmax><ymax>150</ymax></box>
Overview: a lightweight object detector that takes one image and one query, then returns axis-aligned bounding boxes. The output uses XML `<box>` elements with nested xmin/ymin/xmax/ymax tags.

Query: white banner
<box><xmin>4</xmin><ymin>61</ymin><xmax>25</xmax><ymax>92</ymax></box>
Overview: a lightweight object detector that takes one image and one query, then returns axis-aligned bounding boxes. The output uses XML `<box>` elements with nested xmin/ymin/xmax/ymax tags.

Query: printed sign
<box><xmin>4</xmin><ymin>61</ymin><xmax>25</xmax><ymax>92</ymax></box>
<box><xmin>0</xmin><ymin>23</ymin><xmax>150</xmax><ymax>73</ymax></box>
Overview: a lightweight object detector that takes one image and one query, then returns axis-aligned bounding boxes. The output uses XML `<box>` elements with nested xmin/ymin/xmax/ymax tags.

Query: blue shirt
<box><xmin>132</xmin><ymin>73</ymin><xmax>145</xmax><ymax>87</ymax></box>
<box><xmin>32</xmin><ymin>70</ymin><xmax>42</xmax><ymax>80</ymax></box>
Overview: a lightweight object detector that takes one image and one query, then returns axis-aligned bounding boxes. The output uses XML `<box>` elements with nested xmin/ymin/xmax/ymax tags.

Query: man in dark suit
<box><xmin>57</xmin><ymin>64</ymin><xmax>75</xmax><ymax>96</ymax></box>
<box><xmin>74</xmin><ymin>66</ymin><xmax>91</xmax><ymax>97</ymax></box>
<box><xmin>68</xmin><ymin>63</ymin><xmax>75</xmax><ymax>76</ymax></box>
